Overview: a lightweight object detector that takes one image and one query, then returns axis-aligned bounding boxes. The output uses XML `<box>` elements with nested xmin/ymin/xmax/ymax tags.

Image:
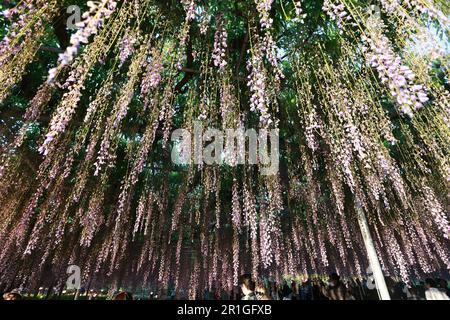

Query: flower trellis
<box><xmin>0</xmin><ymin>0</ymin><xmax>449</xmax><ymax>297</ymax></box>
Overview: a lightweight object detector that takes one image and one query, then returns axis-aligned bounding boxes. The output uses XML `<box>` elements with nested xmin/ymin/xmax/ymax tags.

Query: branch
<box><xmin>235</xmin><ymin>32</ymin><xmax>249</xmax><ymax>75</ymax></box>
<box><xmin>174</xmin><ymin>28</ymin><xmax>194</xmax><ymax>93</ymax></box>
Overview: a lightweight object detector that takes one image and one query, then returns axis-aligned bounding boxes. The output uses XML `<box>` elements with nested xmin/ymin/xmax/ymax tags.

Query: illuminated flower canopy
<box><xmin>0</xmin><ymin>0</ymin><xmax>449</xmax><ymax>296</ymax></box>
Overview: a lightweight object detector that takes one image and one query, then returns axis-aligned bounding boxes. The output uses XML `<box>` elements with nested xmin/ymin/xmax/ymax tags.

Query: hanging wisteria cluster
<box><xmin>361</xmin><ymin>15</ymin><xmax>429</xmax><ymax>117</ymax></box>
<box><xmin>0</xmin><ymin>0</ymin><xmax>449</xmax><ymax>298</ymax></box>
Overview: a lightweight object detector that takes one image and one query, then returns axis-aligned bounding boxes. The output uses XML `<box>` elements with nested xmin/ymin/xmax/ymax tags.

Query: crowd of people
<box><xmin>2</xmin><ymin>273</ymin><xmax>449</xmax><ymax>300</ymax></box>
<box><xmin>236</xmin><ymin>273</ymin><xmax>450</xmax><ymax>301</ymax></box>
